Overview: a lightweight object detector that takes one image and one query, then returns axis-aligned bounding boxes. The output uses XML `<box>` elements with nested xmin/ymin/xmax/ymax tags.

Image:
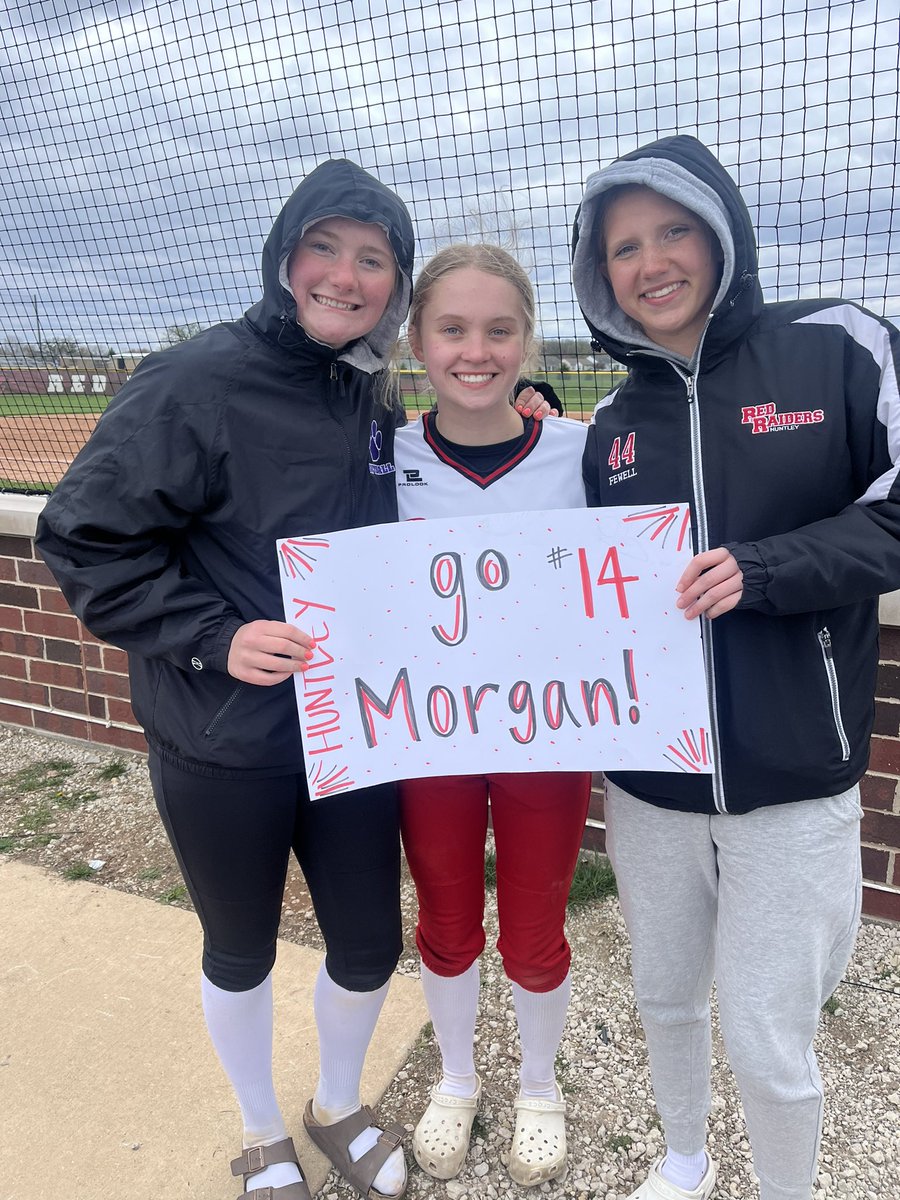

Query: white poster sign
<box><xmin>277</xmin><ymin>505</ymin><xmax>712</xmax><ymax>798</ymax></box>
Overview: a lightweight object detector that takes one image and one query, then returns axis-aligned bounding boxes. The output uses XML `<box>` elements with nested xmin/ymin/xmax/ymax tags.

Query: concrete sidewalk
<box><xmin>0</xmin><ymin>860</ymin><xmax>427</xmax><ymax>1200</ymax></box>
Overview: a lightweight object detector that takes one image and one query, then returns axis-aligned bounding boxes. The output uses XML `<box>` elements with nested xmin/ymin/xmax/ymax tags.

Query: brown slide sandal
<box><xmin>303</xmin><ymin>1100</ymin><xmax>407</xmax><ymax>1200</ymax></box>
<box><xmin>230</xmin><ymin>1137</ymin><xmax>313</xmax><ymax>1200</ymax></box>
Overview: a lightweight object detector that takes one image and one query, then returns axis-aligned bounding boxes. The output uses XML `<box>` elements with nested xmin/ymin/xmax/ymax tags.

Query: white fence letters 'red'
<box><xmin>277</xmin><ymin>506</ymin><xmax>712</xmax><ymax>798</ymax></box>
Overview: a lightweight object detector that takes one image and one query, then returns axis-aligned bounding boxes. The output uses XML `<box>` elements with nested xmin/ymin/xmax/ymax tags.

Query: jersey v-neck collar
<box><xmin>421</xmin><ymin>409</ymin><xmax>542</xmax><ymax>489</ymax></box>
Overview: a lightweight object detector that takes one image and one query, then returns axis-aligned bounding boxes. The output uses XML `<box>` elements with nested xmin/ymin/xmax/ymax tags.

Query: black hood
<box><xmin>572</xmin><ymin>135</ymin><xmax>763</xmax><ymax>366</ymax></box>
<box><xmin>245</xmin><ymin>158</ymin><xmax>415</xmax><ymax>373</ymax></box>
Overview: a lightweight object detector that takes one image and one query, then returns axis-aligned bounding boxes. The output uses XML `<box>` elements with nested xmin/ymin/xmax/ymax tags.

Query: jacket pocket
<box><xmin>203</xmin><ymin>684</ymin><xmax>245</xmax><ymax>738</ymax></box>
<box><xmin>817</xmin><ymin>627</ymin><xmax>850</xmax><ymax>762</ymax></box>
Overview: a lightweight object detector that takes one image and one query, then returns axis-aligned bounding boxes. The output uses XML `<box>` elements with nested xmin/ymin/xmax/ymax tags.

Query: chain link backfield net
<box><xmin>0</xmin><ymin>0</ymin><xmax>897</xmax><ymax>491</ymax></box>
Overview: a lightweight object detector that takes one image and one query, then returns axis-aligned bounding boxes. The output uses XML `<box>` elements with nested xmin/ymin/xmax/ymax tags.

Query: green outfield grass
<box><xmin>0</xmin><ymin>477</ymin><xmax>44</xmax><ymax>491</ymax></box>
<box><xmin>0</xmin><ymin>393</ymin><xmax>112</xmax><ymax>417</ymax></box>
<box><xmin>401</xmin><ymin>370</ymin><xmax>625</xmax><ymax>419</ymax></box>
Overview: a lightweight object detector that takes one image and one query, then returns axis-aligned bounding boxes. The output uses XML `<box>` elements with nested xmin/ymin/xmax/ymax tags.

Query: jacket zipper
<box><xmin>623</xmin><ymin>314</ymin><xmax>727</xmax><ymax>809</ymax></box>
<box><xmin>670</xmin><ymin>348</ymin><xmax>728</xmax><ymax>813</ymax></box>
<box><xmin>329</xmin><ymin>359</ymin><xmax>358</xmax><ymax>524</ymax></box>
<box><xmin>817</xmin><ymin>627</ymin><xmax>851</xmax><ymax>761</ymax></box>
<box><xmin>275</xmin><ymin>323</ymin><xmax>359</xmax><ymax>525</ymax></box>
<box><xmin>204</xmin><ymin>685</ymin><xmax>244</xmax><ymax>738</ymax></box>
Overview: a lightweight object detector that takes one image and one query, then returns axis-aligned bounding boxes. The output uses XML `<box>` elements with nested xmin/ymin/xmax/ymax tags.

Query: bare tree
<box><xmin>422</xmin><ymin>189</ymin><xmax>536</xmax><ymax>274</ymax></box>
<box><xmin>160</xmin><ymin>322</ymin><xmax>203</xmax><ymax>347</ymax></box>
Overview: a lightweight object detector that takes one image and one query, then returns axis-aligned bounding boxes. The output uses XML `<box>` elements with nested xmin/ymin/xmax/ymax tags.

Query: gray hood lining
<box><xmin>572</xmin><ymin>157</ymin><xmax>736</xmax><ymax>366</ymax></box>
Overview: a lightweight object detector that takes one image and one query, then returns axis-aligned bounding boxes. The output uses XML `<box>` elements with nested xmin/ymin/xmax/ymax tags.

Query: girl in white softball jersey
<box><xmin>394</xmin><ymin>244</ymin><xmax>591</xmax><ymax>1188</ymax></box>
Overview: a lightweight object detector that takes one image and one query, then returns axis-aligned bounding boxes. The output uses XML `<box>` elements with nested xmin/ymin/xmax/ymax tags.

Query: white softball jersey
<box><xmin>395</xmin><ymin>411</ymin><xmax>589</xmax><ymax>519</ymax></box>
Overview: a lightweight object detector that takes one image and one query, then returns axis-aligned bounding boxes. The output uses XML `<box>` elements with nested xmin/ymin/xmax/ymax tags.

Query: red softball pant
<box><xmin>399</xmin><ymin>771</ymin><xmax>592</xmax><ymax>992</ymax></box>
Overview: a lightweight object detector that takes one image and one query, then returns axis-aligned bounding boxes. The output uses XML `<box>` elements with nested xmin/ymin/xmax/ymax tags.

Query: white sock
<box><xmin>660</xmin><ymin>1147</ymin><xmax>709</xmax><ymax>1191</ymax></box>
<box><xmin>201</xmin><ymin>972</ymin><xmax>301</xmax><ymax>1193</ymax></box>
<box><xmin>311</xmin><ymin>964</ymin><xmax>405</xmax><ymax>1197</ymax></box>
<box><xmin>421</xmin><ymin>961</ymin><xmax>480</xmax><ymax>1097</ymax></box>
<box><xmin>511</xmin><ymin>972</ymin><xmax>571</xmax><ymax>1099</ymax></box>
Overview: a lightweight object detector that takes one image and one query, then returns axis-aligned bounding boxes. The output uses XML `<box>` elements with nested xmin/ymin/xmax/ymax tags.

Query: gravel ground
<box><xmin>1</xmin><ymin>725</ymin><xmax>899</xmax><ymax>1200</ymax></box>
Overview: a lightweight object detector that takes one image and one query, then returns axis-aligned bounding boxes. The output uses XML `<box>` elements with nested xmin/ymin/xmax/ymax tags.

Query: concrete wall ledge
<box><xmin>0</xmin><ymin>493</ymin><xmax>45</xmax><ymax>537</ymax></box>
<box><xmin>879</xmin><ymin>590</ymin><xmax>900</xmax><ymax>628</ymax></box>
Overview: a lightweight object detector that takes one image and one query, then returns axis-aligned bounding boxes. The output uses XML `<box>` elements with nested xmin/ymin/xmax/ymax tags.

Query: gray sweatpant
<box><xmin>604</xmin><ymin>781</ymin><xmax>862</xmax><ymax>1200</ymax></box>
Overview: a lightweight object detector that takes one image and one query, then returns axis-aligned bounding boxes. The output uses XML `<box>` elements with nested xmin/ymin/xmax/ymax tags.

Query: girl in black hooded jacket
<box><xmin>37</xmin><ymin>160</ymin><xmax>416</xmax><ymax>1200</ymax></box>
<box><xmin>572</xmin><ymin>136</ymin><xmax>900</xmax><ymax>1200</ymax></box>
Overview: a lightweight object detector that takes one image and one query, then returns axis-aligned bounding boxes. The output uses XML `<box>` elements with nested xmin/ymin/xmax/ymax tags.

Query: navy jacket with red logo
<box><xmin>573</xmin><ymin>135</ymin><xmax>900</xmax><ymax>815</ymax></box>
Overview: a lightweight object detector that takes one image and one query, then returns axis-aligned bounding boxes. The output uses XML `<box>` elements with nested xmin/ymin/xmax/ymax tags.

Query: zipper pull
<box><xmin>686</xmin><ymin>374</ymin><xmax>696</xmax><ymax>402</ymax></box>
<box><xmin>329</xmin><ymin>361</ymin><xmax>337</xmax><ymax>381</ymax></box>
<box><xmin>819</xmin><ymin>627</ymin><xmax>833</xmax><ymax>656</ymax></box>
<box><xmin>729</xmin><ymin>271</ymin><xmax>756</xmax><ymax>308</ymax></box>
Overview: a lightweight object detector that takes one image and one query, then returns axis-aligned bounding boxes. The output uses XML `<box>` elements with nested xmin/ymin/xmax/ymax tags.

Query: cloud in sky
<box><xmin>0</xmin><ymin>0</ymin><xmax>897</xmax><ymax>352</ymax></box>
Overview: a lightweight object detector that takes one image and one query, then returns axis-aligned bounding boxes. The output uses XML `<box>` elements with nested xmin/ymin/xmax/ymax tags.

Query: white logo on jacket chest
<box><xmin>368</xmin><ymin>419</ymin><xmax>396</xmax><ymax>475</ymax></box>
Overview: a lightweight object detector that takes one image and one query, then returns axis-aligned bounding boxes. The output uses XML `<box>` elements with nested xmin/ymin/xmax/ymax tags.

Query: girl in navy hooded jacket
<box><xmin>572</xmin><ymin>136</ymin><xmax>900</xmax><ymax>1200</ymax></box>
<box><xmin>38</xmin><ymin>160</ymin><xmax>416</xmax><ymax>1200</ymax></box>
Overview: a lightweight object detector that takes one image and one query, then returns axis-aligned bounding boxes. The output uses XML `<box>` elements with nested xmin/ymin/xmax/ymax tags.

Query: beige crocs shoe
<box><xmin>412</xmin><ymin>1076</ymin><xmax>482</xmax><ymax>1180</ymax></box>
<box><xmin>507</xmin><ymin>1086</ymin><xmax>567</xmax><ymax>1187</ymax></box>
<box><xmin>626</xmin><ymin>1154</ymin><xmax>717</xmax><ymax>1199</ymax></box>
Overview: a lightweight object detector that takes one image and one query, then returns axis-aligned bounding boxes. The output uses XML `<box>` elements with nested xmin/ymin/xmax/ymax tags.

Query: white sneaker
<box><xmin>626</xmin><ymin>1154</ymin><xmax>717</xmax><ymax>1200</ymax></box>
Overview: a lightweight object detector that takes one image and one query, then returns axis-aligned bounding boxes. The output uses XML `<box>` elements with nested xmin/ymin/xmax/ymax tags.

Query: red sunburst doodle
<box><xmin>278</xmin><ymin>537</ymin><xmax>331</xmax><ymax>579</ymax></box>
<box><xmin>663</xmin><ymin>728</ymin><xmax>710</xmax><ymax>773</ymax></box>
<box><xmin>622</xmin><ymin>505</ymin><xmax>692</xmax><ymax>551</ymax></box>
<box><xmin>309</xmin><ymin>760</ymin><xmax>354</xmax><ymax>797</ymax></box>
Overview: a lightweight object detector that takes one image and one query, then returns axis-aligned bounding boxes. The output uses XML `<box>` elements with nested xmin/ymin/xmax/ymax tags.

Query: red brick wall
<box><xmin>2</xmin><ymin>499</ymin><xmax>898</xmax><ymax>922</ymax></box>
<box><xmin>0</xmin><ymin>506</ymin><xmax>146</xmax><ymax>754</ymax></box>
<box><xmin>862</xmin><ymin>624</ymin><xmax>900</xmax><ymax>920</ymax></box>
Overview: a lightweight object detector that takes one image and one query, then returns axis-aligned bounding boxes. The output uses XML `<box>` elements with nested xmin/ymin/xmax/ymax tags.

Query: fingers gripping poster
<box><xmin>277</xmin><ymin>506</ymin><xmax>712</xmax><ymax>798</ymax></box>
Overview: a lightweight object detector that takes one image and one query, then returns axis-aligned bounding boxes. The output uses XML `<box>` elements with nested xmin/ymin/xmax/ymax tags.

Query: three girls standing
<box><xmin>35</xmin><ymin>136</ymin><xmax>900</xmax><ymax>1200</ymax></box>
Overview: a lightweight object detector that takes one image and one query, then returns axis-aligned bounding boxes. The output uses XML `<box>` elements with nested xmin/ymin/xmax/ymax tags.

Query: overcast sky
<box><xmin>1</xmin><ymin>0</ymin><xmax>897</xmax><ymax>351</ymax></box>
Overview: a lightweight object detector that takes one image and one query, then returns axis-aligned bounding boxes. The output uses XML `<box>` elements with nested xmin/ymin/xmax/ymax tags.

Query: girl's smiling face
<box><xmin>287</xmin><ymin>216</ymin><xmax>396</xmax><ymax>348</ymax></box>
<box><xmin>408</xmin><ymin>267</ymin><xmax>528</xmax><ymax>444</ymax></box>
<box><xmin>600</xmin><ymin>186</ymin><xmax>722</xmax><ymax>358</ymax></box>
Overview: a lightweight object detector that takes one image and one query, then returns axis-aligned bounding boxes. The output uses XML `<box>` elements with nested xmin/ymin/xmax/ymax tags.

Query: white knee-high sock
<box><xmin>421</xmin><ymin>961</ymin><xmax>480</xmax><ymax>1097</ymax></box>
<box><xmin>312</xmin><ymin>964</ymin><xmax>405</xmax><ymax>1197</ymax></box>
<box><xmin>512</xmin><ymin>972</ymin><xmax>571</xmax><ymax>1099</ymax></box>
<box><xmin>312</xmin><ymin>962</ymin><xmax>389</xmax><ymax>1115</ymax></box>
<box><xmin>201</xmin><ymin>972</ymin><xmax>300</xmax><ymax>1193</ymax></box>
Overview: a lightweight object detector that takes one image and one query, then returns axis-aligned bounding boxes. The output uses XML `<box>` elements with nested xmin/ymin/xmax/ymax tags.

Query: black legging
<box><xmin>149</xmin><ymin>751</ymin><xmax>403</xmax><ymax>992</ymax></box>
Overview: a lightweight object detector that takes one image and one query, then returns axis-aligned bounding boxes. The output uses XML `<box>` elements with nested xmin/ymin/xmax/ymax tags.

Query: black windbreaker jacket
<box><xmin>572</xmin><ymin>135</ymin><xmax>900</xmax><ymax>815</ymax></box>
<box><xmin>37</xmin><ymin>160</ymin><xmax>415</xmax><ymax>778</ymax></box>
